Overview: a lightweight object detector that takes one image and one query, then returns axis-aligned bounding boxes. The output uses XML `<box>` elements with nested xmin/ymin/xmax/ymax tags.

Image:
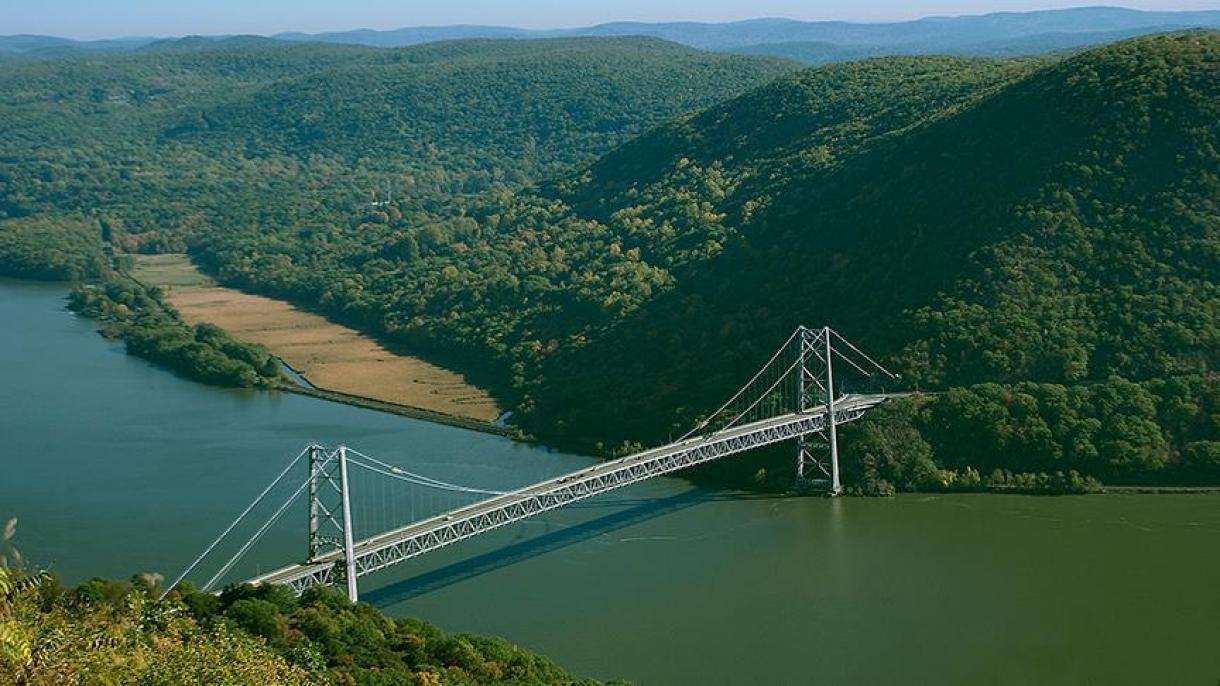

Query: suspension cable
<box><xmin>345</xmin><ymin>448</ymin><xmax>506</xmax><ymax>495</ymax></box>
<box><xmin>345</xmin><ymin>447</ymin><xmax>475</xmax><ymax>489</ymax></box>
<box><xmin>678</xmin><ymin>327</ymin><xmax>806</xmax><ymax>440</ymax></box>
<box><xmin>160</xmin><ymin>444</ymin><xmax>316</xmax><ymax>599</ymax></box>
<box><xmin>202</xmin><ymin>451</ymin><xmax>334</xmax><ymax>592</ymax></box>
<box><xmin>829</xmin><ymin>344</ymin><xmax>874</xmax><ymax>378</ymax></box>
<box><xmin>830</xmin><ymin>328</ymin><xmax>898</xmax><ymax>379</ymax></box>
<box><xmin>346</xmin><ymin>455</ymin><xmax>506</xmax><ymax>496</ymax></box>
<box><xmin>716</xmin><ymin>353</ymin><xmax>805</xmax><ymax>434</ymax></box>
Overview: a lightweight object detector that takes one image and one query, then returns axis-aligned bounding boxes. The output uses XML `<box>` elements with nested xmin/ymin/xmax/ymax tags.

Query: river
<box><xmin>2</xmin><ymin>278</ymin><xmax>1218</xmax><ymax>685</ymax></box>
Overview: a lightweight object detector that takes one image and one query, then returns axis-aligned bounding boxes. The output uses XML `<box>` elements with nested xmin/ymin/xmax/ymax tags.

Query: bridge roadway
<box><xmin>249</xmin><ymin>393</ymin><xmax>894</xmax><ymax>594</ymax></box>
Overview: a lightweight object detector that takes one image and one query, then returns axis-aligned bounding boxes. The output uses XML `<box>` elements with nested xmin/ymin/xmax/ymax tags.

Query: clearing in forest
<box><xmin>131</xmin><ymin>254</ymin><xmax>503</xmax><ymax>423</ymax></box>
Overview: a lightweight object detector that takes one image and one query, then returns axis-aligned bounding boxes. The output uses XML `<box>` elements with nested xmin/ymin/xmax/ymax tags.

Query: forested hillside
<box><xmin>0</xmin><ymin>36</ymin><xmax>793</xmax><ymax>252</ymax></box>
<box><xmin>514</xmin><ymin>32</ymin><xmax>1220</xmax><ymax>487</ymax></box>
<box><xmin>171</xmin><ymin>38</ymin><xmax>785</xmax><ymax>171</ymax></box>
<box><xmin>526</xmin><ymin>31</ymin><xmax>1218</xmax><ymax>406</ymax></box>
<box><xmin>197</xmin><ymin>33</ymin><xmax>1219</xmax><ymax>488</ymax></box>
<box><xmin>214</xmin><ymin>31</ymin><xmax>1216</xmax><ymax>488</ymax></box>
<box><xmin>0</xmin><ymin>34</ymin><xmax>793</xmax><ymax>393</ymax></box>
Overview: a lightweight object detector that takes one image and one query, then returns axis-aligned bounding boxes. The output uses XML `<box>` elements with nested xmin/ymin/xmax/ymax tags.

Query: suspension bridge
<box><xmin>165</xmin><ymin>326</ymin><xmax>902</xmax><ymax>602</ymax></box>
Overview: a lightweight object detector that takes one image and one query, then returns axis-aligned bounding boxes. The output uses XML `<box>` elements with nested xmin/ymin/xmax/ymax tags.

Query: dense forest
<box><xmin>0</xmin><ymin>565</ymin><xmax>615</xmax><ymax>684</ymax></box>
<box><xmin>2</xmin><ymin>33</ymin><xmax>1218</xmax><ymax>490</ymax></box>
<box><xmin>203</xmin><ymin>32</ymin><xmax>1220</xmax><ymax>488</ymax></box>
<box><xmin>517</xmin><ymin>32</ymin><xmax>1220</xmax><ymax>488</ymax></box>
<box><xmin>838</xmin><ymin>377</ymin><xmax>1220</xmax><ymax>494</ymax></box>
<box><xmin>0</xmin><ymin>36</ymin><xmax>792</xmax><ymax>250</ymax></box>
<box><xmin>513</xmin><ymin>32</ymin><xmax>1217</xmax><ymax>404</ymax></box>
<box><xmin>193</xmin><ymin>34</ymin><xmax>1220</xmax><ymax>488</ymax></box>
<box><xmin>0</xmin><ymin>215</ymin><xmax>108</xmax><ymax>280</ymax></box>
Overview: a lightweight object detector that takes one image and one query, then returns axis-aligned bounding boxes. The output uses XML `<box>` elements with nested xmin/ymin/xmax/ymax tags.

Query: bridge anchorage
<box><xmin>164</xmin><ymin>326</ymin><xmax>899</xmax><ymax>602</ymax></box>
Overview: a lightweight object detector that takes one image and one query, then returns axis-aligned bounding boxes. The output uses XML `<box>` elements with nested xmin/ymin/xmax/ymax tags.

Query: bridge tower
<box><xmin>795</xmin><ymin>326</ymin><xmax>842</xmax><ymax>495</ymax></box>
<box><xmin>307</xmin><ymin>444</ymin><xmax>360</xmax><ymax>602</ymax></box>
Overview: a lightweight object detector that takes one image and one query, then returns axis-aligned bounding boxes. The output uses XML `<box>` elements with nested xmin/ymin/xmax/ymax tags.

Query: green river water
<box><xmin>2</xmin><ymin>278</ymin><xmax>1218</xmax><ymax>685</ymax></box>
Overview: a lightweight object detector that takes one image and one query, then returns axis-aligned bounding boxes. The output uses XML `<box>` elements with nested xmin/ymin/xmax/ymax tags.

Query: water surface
<box><xmin>3</xmin><ymin>279</ymin><xmax>1217</xmax><ymax>685</ymax></box>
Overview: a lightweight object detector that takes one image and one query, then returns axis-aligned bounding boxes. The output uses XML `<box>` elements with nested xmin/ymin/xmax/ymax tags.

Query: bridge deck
<box><xmin>249</xmin><ymin>393</ymin><xmax>893</xmax><ymax>593</ymax></box>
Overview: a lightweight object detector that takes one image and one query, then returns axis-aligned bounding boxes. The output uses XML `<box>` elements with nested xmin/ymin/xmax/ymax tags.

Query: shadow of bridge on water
<box><xmin>361</xmin><ymin>488</ymin><xmax>788</xmax><ymax>605</ymax></box>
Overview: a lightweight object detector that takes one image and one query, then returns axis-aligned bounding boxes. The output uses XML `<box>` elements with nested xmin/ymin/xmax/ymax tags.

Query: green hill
<box><xmin>172</xmin><ymin>38</ymin><xmax>793</xmax><ymax>172</ymax></box>
<box><xmin>190</xmin><ymin>53</ymin><xmax>1029</xmax><ymax>377</ymax></box>
<box><xmin>531</xmin><ymin>32</ymin><xmax>1218</xmax><ymax>391</ymax></box>
<box><xmin>0</xmin><ymin>37</ymin><xmax>794</xmax><ymax>254</ymax></box>
<box><xmin>513</xmin><ymin>32</ymin><xmax>1220</xmax><ymax>487</ymax></box>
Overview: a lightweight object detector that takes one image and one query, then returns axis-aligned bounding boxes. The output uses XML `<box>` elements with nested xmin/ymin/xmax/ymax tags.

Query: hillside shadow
<box><xmin>362</xmin><ymin>488</ymin><xmax>786</xmax><ymax>605</ymax></box>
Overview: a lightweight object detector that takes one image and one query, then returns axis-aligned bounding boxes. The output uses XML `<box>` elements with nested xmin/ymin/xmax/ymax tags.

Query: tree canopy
<box><xmin>0</xmin><ymin>568</ymin><xmax>617</xmax><ymax>684</ymax></box>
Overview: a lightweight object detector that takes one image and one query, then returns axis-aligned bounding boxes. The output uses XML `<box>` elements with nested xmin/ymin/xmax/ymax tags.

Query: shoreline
<box><xmin>1101</xmin><ymin>485</ymin><xmax>1220</xmax><ymax>494</ymax></box>
<box><xmin>281</xmin><ymin>379</ymin><xmax>517</xmax><ymax>438</ymax></box>
<box><xmin>127</xmin><ymin>254</ymin><xmax>509</xmax><ymax>429</ymax></box>
<box><xmin>273</xmin><ymin>351</ymin><xmax>520</xmax><ymax>437</ymax></box>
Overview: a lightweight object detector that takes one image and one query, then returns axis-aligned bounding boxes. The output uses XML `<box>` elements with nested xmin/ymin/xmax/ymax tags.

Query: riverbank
<box><xmin>283</xmin><ymin>384</ymin><xmax>514</xmax><ymax>437</ymax></box>
<box><xmin>1103</xmin><ymin>485</ymin><xmax>1220</xmax><ymax>494</ymax></box>
<box><xmin>131</xmin><ymin>254</ymin><xmax>505</xmax><ymax>426</ymax></box>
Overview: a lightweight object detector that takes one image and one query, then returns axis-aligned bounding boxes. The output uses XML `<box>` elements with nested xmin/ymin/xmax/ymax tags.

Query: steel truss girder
<box><xmin>251</xmin><ymin>396</ymin><xmax>887</xmax><ymax>594</ymax></box>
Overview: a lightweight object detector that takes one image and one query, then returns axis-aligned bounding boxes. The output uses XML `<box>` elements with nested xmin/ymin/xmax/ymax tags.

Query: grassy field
<box><xmin>132</xmin><ymin>254</ymin><xmax>504</xmax><ymax>423</ymax></box>
<box><xmin>129</xmin><ymin>253</ymin><xmax>216</xmax><ymax>287</ymax></box>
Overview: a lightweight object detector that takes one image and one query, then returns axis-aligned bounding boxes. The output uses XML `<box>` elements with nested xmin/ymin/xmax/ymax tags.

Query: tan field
<box><xmin>132</xmin><ymin>254</ymin><xmax>503</xmax><ymax>422</ymax></box>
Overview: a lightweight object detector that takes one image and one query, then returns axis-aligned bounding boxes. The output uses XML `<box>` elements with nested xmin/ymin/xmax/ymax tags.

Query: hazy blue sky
<box><xmin>3</xmin><ymin>1</ymin><xmax>1218</xmax><ymax>39</ymax></box>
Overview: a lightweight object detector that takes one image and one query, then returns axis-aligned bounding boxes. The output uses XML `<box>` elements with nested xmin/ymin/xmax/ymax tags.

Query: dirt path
<box><xmin>132</xmin><ymin>254</ymin><xmax>503</xmax><ymax>423</ymax></box>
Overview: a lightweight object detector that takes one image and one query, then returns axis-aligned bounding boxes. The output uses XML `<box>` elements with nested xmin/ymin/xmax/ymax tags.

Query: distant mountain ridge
<box><xmin>733</xmin><ymin>23</ymin><xmax>1211</xmax><ymax>63</ymax></box>
<box><xmin>0</xmin><ymin>34</ymin><xmax>155</xmax><ymax>55</ymax></box>
<box><xmin>5</xmin><ymin>6</ymin><xmax>1220</xmax><ymax>62</ymax></box>
<box><xmin>278</xmin><ymin>7</ymin><xmax>1220</xmax><ymax>51</ymax></box>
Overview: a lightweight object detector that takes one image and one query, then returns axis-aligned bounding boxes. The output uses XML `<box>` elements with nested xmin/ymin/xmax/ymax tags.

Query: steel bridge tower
<box><xmin>796</xmin><ymin>326</ymin><xmax>841</xmax><ymax>495</ymax></box>
<box><xmin>307</xmin><ymin>445</ymin><xmax>359</xmax><ymax>602</ymax></box>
